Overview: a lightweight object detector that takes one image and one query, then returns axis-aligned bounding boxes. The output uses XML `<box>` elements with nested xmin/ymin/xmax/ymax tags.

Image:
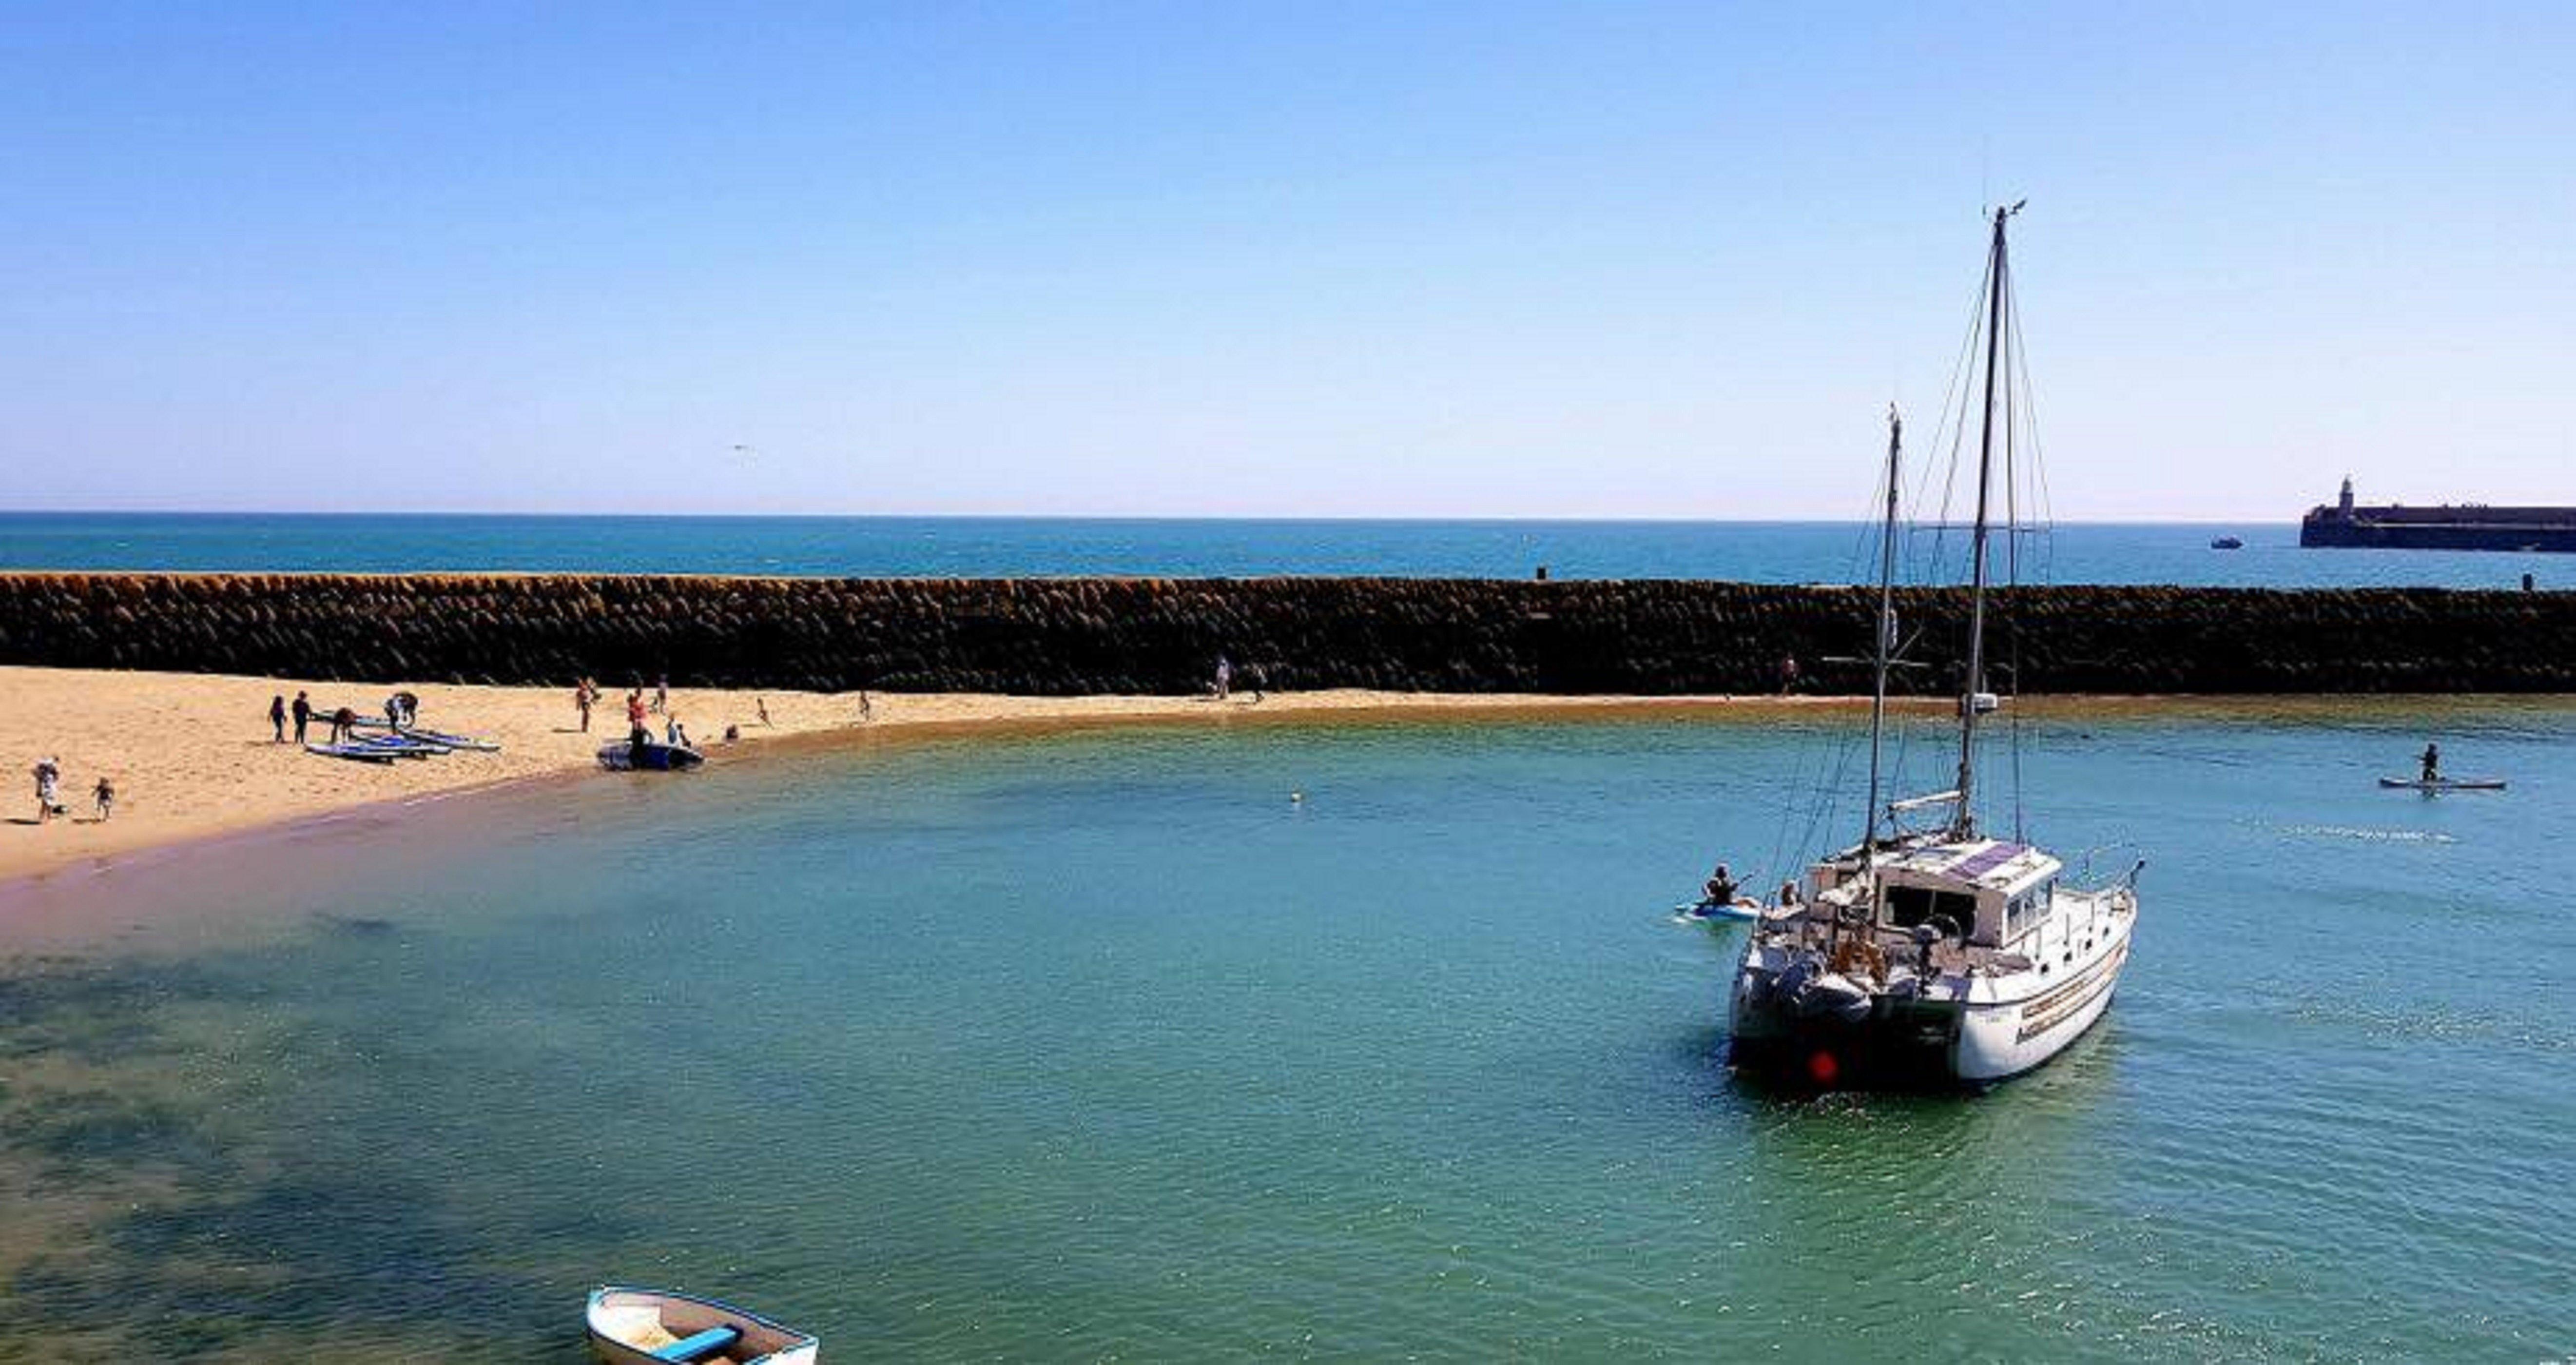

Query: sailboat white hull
<box><xmin>1728</xmin><ymin>891</ymin><xmax>2134</xmax><ymax>1087</ymax></box>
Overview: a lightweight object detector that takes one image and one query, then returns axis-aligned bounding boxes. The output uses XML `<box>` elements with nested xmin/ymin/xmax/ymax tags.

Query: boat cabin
<box><xmin>1868</xmin><ymin>839</ymin><xmax>2061</xmax><ymax>949</ymax></box>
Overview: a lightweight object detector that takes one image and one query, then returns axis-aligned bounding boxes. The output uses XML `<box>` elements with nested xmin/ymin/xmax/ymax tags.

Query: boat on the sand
<box><xmin>346</xmin><ymin>717</ymin><xmax>502</xmax><ymax>752</ymax></box>
<box><xmin>303</xmin><ymin>741</ymin><xmax>399</xmax><ymax>764</ymax></box>
<box><xmin>2379</xmin><ymin>776</ymin><xmax>2506</xmax><ymax>791</ymax></box>
<box><xmin>585</xmin><ymin>1286</ymin><xmax>818</xmax><ymax>1365</ymax></box>
<box><xmin>599</xmin><ymin>739</ymin><xmax>705</xmax><ymax>772</ymax></box>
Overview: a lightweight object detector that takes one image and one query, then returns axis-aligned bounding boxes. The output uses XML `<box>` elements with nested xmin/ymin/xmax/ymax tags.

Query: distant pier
<box><xmin>2302</xmin><ymin>478</ymin><xmax>2576</xmax><ymax>552</ymax></box>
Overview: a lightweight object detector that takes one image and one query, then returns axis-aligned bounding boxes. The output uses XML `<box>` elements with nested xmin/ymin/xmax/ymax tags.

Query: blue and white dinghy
<box><xmin>585</xmin><ymin>1286</ymin><xmax>819</xmax><ymax>1365</ymax></box>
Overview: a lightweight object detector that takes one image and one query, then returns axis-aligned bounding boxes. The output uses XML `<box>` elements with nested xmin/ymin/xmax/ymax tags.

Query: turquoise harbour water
<box><xmin>0</xmin><ymin>512</ymin><xmax>2564</xmax><ymax>588</ymax></box>
<box><xmin>2</xmin><ymin>704</ymin><xmax>2570</xmax><ymax>1360</ymax></box>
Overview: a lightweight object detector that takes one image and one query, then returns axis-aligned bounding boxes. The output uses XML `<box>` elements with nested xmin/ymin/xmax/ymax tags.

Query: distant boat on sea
<box><xmin>2209</xmin><ymin>535</ymin><xmax>2244</xmax><ymax>550</ymax></box>
<box><xmin>1725</xmin><ymin>206</ymin><xmax>2143</xmax><ymax>1089</ymax></box>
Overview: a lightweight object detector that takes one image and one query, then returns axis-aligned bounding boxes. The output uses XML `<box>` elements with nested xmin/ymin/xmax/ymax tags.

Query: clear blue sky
<box><xmin>5</xmin><ymin>2</ymin><xmax>2568</xmax><ymax>519</ymax></box>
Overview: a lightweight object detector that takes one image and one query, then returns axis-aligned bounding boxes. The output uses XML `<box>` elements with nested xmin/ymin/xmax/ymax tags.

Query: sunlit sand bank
<box><xmin>0</xmin><ymin>666</ymin><xmax>1896</xmax><ymax>887</ymax></box>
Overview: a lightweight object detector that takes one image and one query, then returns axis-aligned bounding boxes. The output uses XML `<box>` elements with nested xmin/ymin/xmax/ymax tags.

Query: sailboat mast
<box><xmin>1955</xmin><ymin>204</ymin><xmax>2016</xmax><ymax>839</ymax></box>
<box><xmin>1861</xmin><ymin>406</ymin><xmax>1901</xmax><ymax>868</ymax></box>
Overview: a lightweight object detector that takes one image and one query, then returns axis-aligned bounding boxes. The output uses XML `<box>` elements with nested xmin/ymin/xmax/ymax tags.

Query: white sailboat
<box><xmin>1726</xmin><ymin>206</ymin><xmax>2142</xmax><ymax>1088</ymax></box>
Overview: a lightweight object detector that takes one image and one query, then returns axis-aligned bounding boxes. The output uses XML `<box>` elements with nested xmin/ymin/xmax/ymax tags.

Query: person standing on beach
<box><xmin>1778</xmin><ymin>654</ymin><xmax>1801</xmax><ymax>695</ymax></box>
<box><xmin>576</xmin><ymin>681</ymin><xmax>594</xmax><ymax>733</ymax></box>
<box><xmin>269</xmin><ymin>694</ymin><xmax>288</xmax><ymax>742</ymax></box>
<box><xmin>1214</xmin><ymin>655</ymin><xmax>1233</xmax><ymax>701</ymax></box>
<box><xmin>757</xmin><ymin>696</ymin><xmax>773</xmax><ymax>726</ymax></box>
<box><xmin>653</xmin><ymin>674</ymin><xmax>669</xmax><ymax>716</ymax></box>
<box><xmin>330</xmin><ymin>706</ymin><xmax>356</xmax><ymax>744</ymax></box>
<box><xmin>33</xmin><ymin>757</ymin><xmax>62</xmax><ymax>824</ymax></box>
<box><xmin>92</xmin><ymin>775</ymin><xmax>115</xmax><ymax>822</ymax></box>
<box><xmin>291</xmin><ymin>691</ymin><xmax>312</xmax><ymax>743</ymax></box>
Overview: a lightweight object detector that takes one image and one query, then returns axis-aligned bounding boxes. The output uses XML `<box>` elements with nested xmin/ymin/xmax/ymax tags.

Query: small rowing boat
<box><xmin>2379</xmin><ymin>776</ymin><xmax>2506</xmax><ymax>791</ymax></box>
<box><xmin>585</xmin><ymin>1287</ymin><xmax>818</xmax><ymax>1365</ymax></box>
<box><xmin>1676</xmin><ymin>898</ymin><xmax>1762</xmax><ymax>924</ymax></box>
<box><xmin>599</xmin><ymin>740</ymin><xmax>706</xmax><ymax>772</ymax></box>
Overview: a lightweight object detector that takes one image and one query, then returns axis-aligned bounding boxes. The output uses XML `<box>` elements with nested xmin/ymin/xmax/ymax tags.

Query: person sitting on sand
<box><xmin>2421</xmin><ymin>742</ymin><xmax>2441</xmax><ymax>783</ymax></box>
<box><xmin>723</xmin><ymin>723</ymin><xmax>740</xmax><ymax>744</ymax></box>
<box><xmin>1704</xmin><ymin>862</ymin><xmax>1739</xmax><ymax>906</ymax></box>
<box><xmin>665</xmin><ymin>716</ymin><xmax>690</xmax><ymax>748</ymax></box>
<box><xmin>269</xmin><ymin>694</ymin><xmax>288</xmax><ymax>743</ymax></box>
<box><xmin>33</xmin><ymin>756</ymin><xmax>63</xmax><ymax>824</ymax></box>
<box><xmin>93</xmin><ymin>775</ymin><xmax>115</xmax><ymax>822</ymax></box>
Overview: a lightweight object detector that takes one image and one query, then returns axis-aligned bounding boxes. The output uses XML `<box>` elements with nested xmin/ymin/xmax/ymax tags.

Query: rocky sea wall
<box><xmin>0</xmin><ymin>574</ymin><xmax>2569</xmax><ymax>695</ymax></box>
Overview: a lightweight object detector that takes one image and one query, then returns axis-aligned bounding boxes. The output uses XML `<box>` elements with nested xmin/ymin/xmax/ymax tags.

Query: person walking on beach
<box><xmin>757</xmin><ymin>696</ymin><xmax>773</xmax><ymax>727</ymax></box>
<box><xmin>92</xmin><ymin>775</ymin><xmax>115</xmax><ymax>822</ymax></box>
<box><xmin>575</xmin><ymin>681</ymin><xmax>594</xmax><ymax>733</ymax></box>
<box><xmin>291</xmin><ymin>691</ymin><xmax>312</xmax><ymax>744</ymax></box>
<box><xmin>32</xmin><ymin>756</ymin><xmax>63</xmax><ymax>824</ymax></box>
<box><xmin>2420</xmin><ymin>742</ymin><xmax>2441</xmax><ymax>784</ymax></box>
<box><xmin>1214</xmin><ymin>654</ymin><xmax>1233</xmax><ymax>701</ymax></box>
<box><xmin>269</xmin><ymin>694</ymin><xmax>288</xmax><ymax>743</ymax></box>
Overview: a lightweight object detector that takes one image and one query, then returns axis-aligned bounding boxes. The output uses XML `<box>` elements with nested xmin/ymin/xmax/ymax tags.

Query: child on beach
<box><xmin>93</xmin><ymin>776</ymin><xmax>114</xmax><ymax>822</ymax></box>
<box><xmin>33</xmin><ymin>756</ymin><xmax>63</xmax><ymax>824</ymax></box>
<box><xmin>270</xmin><ymin>694</ymin><xmax>288</xmax><ymax>742</ymax></box>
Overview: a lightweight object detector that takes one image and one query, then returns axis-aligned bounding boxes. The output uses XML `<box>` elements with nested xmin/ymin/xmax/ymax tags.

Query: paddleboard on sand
<box><xmin>2379</xmin><ymin>777</ymin><xmax>2506</xmax><ymax>791</ymax></box>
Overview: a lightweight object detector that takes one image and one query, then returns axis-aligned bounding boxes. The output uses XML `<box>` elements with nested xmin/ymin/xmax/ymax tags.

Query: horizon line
<box><xmin>0</xmin><ymin>507</ymin><xmax>2292</xmax><ymax>527</ymax></box>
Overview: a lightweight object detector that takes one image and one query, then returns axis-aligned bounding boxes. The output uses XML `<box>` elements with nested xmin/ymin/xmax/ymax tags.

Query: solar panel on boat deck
<box><xmin>1949</xmin><ymin>841</ymin><xmax>2030</xmax><ymax>879</ymax></box>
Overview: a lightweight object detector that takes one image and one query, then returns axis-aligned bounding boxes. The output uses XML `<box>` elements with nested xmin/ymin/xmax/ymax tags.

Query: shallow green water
<box><xmin>3</xmin><ymin>706</ymin><xmax>2571</xmax><ymax>1360</ymax></box>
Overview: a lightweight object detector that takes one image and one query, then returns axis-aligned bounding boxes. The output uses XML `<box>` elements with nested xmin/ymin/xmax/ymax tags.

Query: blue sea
<box><xmin>2</xmin><ymin>702</ymin><xmax>2571</xmax><ymax>1359</ymax></box>
<box><xmin>0</xmin><ymin>511</ymin><xmax>2562</xmax><ymax>587</ymax></box>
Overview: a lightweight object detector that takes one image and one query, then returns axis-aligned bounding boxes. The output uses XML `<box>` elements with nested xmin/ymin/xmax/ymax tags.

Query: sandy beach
<box><xmin>0</xmin><ymin>666</ymin><xmax>1884</xmax><ymax>886</ymax></box>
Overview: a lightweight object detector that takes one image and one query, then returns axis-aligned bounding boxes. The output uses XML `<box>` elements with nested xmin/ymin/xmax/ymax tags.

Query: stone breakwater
<box><xmin>0</xmin><ymin>574</ymin><xmax>2570</xmax><ymax>695</ymax></box>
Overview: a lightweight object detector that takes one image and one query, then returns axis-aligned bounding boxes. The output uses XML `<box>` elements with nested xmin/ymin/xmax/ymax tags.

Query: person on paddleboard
<box><xmin>1704</xmin><ymin>862</ymin><xmax>1739</xmax><ymax>906</ymax></box>
<box><xmin>2421</xmin><ymin>742</ymin><xmax>2441</xmax><ymax>783</ymax></box>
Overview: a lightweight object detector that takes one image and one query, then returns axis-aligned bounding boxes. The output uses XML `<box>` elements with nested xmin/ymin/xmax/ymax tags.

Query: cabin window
<box><xmin>1885</xmin><ymin>885</ymin><xmax>1977</xmax><ymax>932</ymax></box>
